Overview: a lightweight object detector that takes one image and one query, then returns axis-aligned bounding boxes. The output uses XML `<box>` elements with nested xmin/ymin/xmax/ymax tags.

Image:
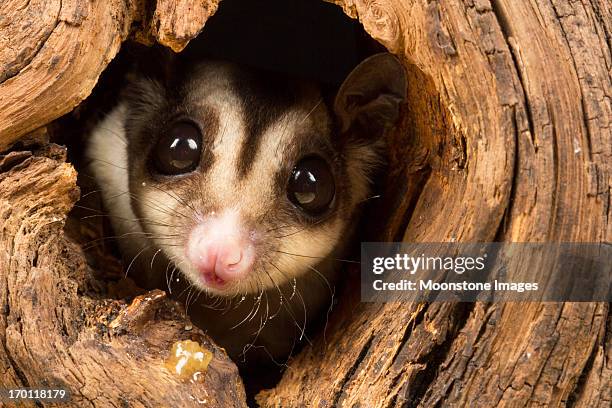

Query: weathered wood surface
<box><xmin>259</xmin><ymin>0</ymin><xmax>611</xmax><ymax>406</ymax></box>
<box><xmin>0</xmin><ymin>0</ymin><xmax>219</xmax><ymax>151</ymax></box>
<box><xmin>0</xmin><ymin>0</ymin><xmax>610</xmax><ymax>407</ymax></box>
<box><xmin>0</xmin><ymin>145</ymin><xmax>246</xmax><ymax>406</ymax></box>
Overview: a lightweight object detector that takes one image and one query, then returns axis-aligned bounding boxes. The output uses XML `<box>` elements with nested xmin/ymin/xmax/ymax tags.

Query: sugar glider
<box><xmin>85</xmin><ymin>48</ymin><xmax>406</xmax><ymax>362</ymax></box>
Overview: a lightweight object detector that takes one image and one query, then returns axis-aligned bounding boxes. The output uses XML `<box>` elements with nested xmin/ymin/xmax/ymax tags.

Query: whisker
<box><xmin>81</xmin><ymin>232</ymin><xmax>182</xmax><ymax>251</ymax></box>
<box><xmin>125</xmin><ymin>245</ymin><xmax>150</xmax><ymax>278</ymax></box>
<box><xmin>147</xmin><ymin>182</ymin><xmax>199</xmax><ymax>216</ymax></box>
<box><xmin>274</xmin><ymin>249</ymin><xmax>360</xmax><ymax>264</ymax></box>
<box><xmin>300</xmin><ymin>98</ymin><xmax>323</xmax><ymax>124</ymax></box>
<box><xmin>95</xmin><ymin>125</ymin><xmax>128</xmax><ymax>145</ymax></box>
<box><xmin>306</xmin><ymin>264</ymin><xmax>335</xmax><ymax>344</ymax></box>
<box><xmin>150</xmin><ymin>248</ymin><xmax>163</xmax><ymax>270</ymax></box>
<box><xmin>270</xmin><ymin>193</ymin><xmax>382</xmax><ymax>238</ymax></box>
<box><xmin>86</xmin><ymin>157</ymin><xmax>128</xmax><ymax>170</ymax></box>
<box><xmin>165</xmin><ymin>261</ymin><xmax>175</xmax><ymax>294</ymax></box>
<box><xmin>231</xmin><ymin>290</ymin><xmax>263</xmax><ymax>330</ymax></box>
<box><xmin>268</xmin><ymin>262</ymin><xmax>309</xmax><ymax>344</ymax></box>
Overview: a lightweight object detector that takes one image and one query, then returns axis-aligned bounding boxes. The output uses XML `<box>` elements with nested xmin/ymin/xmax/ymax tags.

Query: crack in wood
<box><xmin>332</xmin><ymin>334</ymin><xmax>375</xmax><ymax>407</ymax></box>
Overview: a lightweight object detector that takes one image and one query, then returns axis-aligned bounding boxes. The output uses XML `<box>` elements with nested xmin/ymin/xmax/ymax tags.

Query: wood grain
<box><xmin>0</xmin><ymin>0</ymin><xmax>609</xmax><ymax>406</ymax></box>
<box><xmin>259</xmin><ymin>0</ymin><xmax>610</xmax><ymax>406</ymax></box>
<box><xmin>0</xmin><ymin>145</ymin><xmax>246</xmax><ymax>406</ymax></box>
<box><xmin>0</xmin><ymin>0</ymin><xmax>219</xmax><ymax>151</ymax></box>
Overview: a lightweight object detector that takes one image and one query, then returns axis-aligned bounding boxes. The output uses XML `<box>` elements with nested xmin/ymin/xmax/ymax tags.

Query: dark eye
<box><xmin>287</xmin><ymin>155</ymin><xmax>335</xmax><ymax>216</ymax></box>
<box><xmin>152</xmin><ymin>121</ymin><xmax>202</xmax><ymax>175</ymax></box>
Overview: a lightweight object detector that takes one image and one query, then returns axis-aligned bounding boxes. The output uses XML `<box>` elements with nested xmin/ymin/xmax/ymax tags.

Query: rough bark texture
<box><xmin>0</xmin><ymin>2</ymin><xmax>246</xmax><ymax>405</ymax></box>
<box><xmin>0</xmin><ymin>146</ymin><xmax>246</xmax><ymax>406</ymax></box>
<box><xmin>0</xmin><ymin>0</ymin><xmax>218</xmax><ymax>151</ymax></box>
<box><xmin>1</xmin><ymin>0</ymin><xmax>610</xmax><ymax>407</ymax></box>
<box><xmin>259</xmin><ymin>0</ymin><xmax>611</xmax><ymax>406</ymax></box>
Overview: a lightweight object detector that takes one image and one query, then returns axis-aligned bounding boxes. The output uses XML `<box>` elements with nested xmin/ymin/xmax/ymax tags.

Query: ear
<box><xmin>334</xmin><ymin>53</ymin><xmax>406</xmax><ymax>138</ymax></box>
<box><xmin>122</xmin><ymin>44</ymin><xmax>176</xmax><ymax>111</ymax></box>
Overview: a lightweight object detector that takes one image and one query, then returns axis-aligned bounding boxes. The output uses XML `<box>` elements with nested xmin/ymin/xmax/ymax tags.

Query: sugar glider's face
<box><xmin>121</xmin><ymin>54</ymin><xmax>405</xmax><ymax>296</ymax></box>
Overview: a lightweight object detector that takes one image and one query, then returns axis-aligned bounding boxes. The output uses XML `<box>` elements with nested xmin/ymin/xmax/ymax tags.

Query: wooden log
<box><xmin>0</xmin><ymin>0</ymin><xmax>218</xmax><ymax>151</ymax></box>
<box><xmin>0</xmin><ymin>145</ymin><xmax>246</xmax><ymax>406</ymax></box>
<box><xmin>1</xmin><ymin>0</ymin><xmax>610</xmax><ymax>406</ymax></box>
<box><xmin>258</xmin><ymin>0</ymin><xmax>611</xmax><ymax>406</ymax></box>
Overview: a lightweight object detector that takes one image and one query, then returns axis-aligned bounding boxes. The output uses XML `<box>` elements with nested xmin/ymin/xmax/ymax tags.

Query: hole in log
<box><xmin>2</xmin><ymin>0</ymin><xmax>456</xmax><ymax>404</ymax></box>
<box><xmin>3</xmin><ymin>0</ymin><xmax>608</xmax><ymax>406</ymax></box>
<box><xmin>52</xmin><ymin>0</ymin><xmax>456</xmax><ymax>401</ymax></box>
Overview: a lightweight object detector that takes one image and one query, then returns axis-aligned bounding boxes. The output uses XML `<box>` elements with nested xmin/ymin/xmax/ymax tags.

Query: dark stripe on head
<box><xmin>232</xmin><ymin>68</ymin><xmax>298</xmax><ymax>178</ymax></box>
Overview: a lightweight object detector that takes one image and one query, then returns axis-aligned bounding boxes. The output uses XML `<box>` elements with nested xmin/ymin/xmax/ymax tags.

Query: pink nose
<box><xmin>192</xmin><ymin>238</ymin><xmax>253</xmax><ymax>285</ymax></box>
<box><xmin>186</xmin><ymin>212</ymin><xmax>255</xmax><ymax>287</ymax></box>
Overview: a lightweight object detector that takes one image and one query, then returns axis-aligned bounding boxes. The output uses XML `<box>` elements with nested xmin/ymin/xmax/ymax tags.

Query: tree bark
<box><xmin>1</xmin><ymin>0</ymin><xmax>610</xmax><ymax>407</ymax></box>
<box><xmin>0</xmin><ymin>145</ymin><xmax>246</xmax><ymax>406</ymax></box>
<box><xmin>1</xmin><ymin>1</ymin><xmax>247</xmax><ymax>406</ymax></box>
<box><xmin>0</xmin><ymin>0</ymin><xmax>219</xmax><ymax>151</ymax></box>
<box><xmin>259</xmin><ymin>0</ymin><xmax>611</xmax><ymax>406</ymax></box>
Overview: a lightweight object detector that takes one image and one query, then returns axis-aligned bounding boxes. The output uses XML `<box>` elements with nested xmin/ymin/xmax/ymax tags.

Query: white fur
<box><xmin>85</xmin><ymin>104</ymin><xmax>148</xmax><ymax>256</ymax></box>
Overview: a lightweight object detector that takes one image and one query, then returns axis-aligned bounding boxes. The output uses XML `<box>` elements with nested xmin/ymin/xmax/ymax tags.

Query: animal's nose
<box><xmin>186</xmin><ymin>211</ymin><xmax>255</xmax><ymax>287</ymax></box>
<box><xmin>192</xmin><ymin>238</ymin><xmax>254</xmax><ymax>286</ymax></box>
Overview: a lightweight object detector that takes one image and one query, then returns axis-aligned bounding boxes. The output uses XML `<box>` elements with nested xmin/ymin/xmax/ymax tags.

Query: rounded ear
<box><xmin>122</xmin><ymin>44</ymin><xmax>176</xmax><ymax>101</ymax></box>
<box><xmin>333</xmin><ymin>53</ymin><xmax>407</xmax><ymax>138</ymax></box>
